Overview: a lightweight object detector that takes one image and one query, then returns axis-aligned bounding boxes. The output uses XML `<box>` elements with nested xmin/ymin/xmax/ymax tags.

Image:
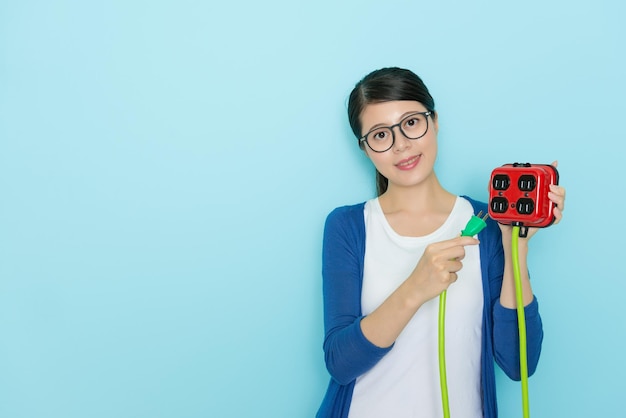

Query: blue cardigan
<box><xmin>316</xmin><ymin>197</ymin><xmax>543</xmax><ymax>418</ymax></box>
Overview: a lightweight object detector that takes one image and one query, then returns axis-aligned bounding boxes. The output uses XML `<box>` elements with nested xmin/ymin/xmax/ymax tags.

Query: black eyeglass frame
<box><xmin>358</xmin><ymin>111</ymin><xmax>433</xmax><ymax>153</ymax></box>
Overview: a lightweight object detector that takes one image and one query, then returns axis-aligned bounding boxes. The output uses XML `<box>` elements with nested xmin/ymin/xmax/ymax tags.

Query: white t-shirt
<box><xmin>348</xmin><ymin>197</ymin><xmax>484</xmax><ymax>418</ymax></box>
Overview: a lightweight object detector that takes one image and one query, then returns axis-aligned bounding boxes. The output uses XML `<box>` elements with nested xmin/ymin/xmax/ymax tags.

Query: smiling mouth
<box><xmin>396</xmin><ymin>155</ymin><xmax>421</xmax><ymax>167</ymax></box>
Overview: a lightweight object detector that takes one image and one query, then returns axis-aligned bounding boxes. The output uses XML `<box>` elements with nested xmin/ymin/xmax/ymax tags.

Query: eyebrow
<box><xmin>364</xmin><ymin>111</ymin><xmax>425</xmax><ymax>133</ymax></box>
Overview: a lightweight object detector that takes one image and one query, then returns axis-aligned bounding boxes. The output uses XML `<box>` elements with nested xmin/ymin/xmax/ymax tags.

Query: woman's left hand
<box><xmin>498</xmin><ymin>160</ymin><xmax>566</xmax><ymax>240</ymax></box>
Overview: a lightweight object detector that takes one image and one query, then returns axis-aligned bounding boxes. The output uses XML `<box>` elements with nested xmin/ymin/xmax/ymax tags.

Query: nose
<box><xmin>392</xmin><ymin>126</ymin><xmax>412</xmax><ymax>152</ymax></box>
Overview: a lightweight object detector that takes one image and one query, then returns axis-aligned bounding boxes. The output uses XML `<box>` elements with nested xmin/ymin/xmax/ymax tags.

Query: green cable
<box><xmin>438</xmin><ymin>216</ymin><xmax>530</xmax><ymax>417</ymax></box>
<box><xmin>438</xmin><ymin>289</ymin><xmax>450</xmax><ymax>418</ymax></box>
<box><xmin>512</xmin><ymin>225</ymin><xmax>530</xmax><ymax>418</ymax></box>
<box><xmin>438</xmin><ymin>213</ymin><xmax>488</xmax><ymax>418</ymax></box>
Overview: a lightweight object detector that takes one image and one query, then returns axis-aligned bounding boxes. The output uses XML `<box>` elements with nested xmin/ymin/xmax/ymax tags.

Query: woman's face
<box><xmin>360</xmin><ymin>100</ymin><xmax>439</xmax><ymax>191</ymax></box>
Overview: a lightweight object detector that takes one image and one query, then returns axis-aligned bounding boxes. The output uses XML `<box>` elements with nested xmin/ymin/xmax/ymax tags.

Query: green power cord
<box><xmin>439</xmin><ymin>212</ymin><xmax>488</xmax><ymax>418</ymax></box>
<box><xmin>512</xmin><ymin>225</ymin><xmax>530</xmax><ymax>418</ymax></box>
<box><xmin>438</xmin><ymin>216</ymin><xmax>530</xmax><ymax>418</ymax></box>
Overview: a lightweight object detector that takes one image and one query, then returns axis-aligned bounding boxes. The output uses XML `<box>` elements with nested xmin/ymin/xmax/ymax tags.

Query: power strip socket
<box><xmin>488</xmin><ymin>163</ymin><xmax>559</xmax><ymax>235</ymax></box>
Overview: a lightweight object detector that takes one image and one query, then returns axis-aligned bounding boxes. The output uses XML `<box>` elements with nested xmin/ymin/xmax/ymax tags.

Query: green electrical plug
<box><xmin>461</xmin><ymin>211</ymin><xmax>489</xmax><ymax>237</ymax></box>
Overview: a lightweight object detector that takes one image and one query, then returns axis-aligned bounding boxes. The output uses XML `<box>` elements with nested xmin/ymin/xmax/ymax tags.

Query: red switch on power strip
<box><xmin>488</xmin><ymin>163</ymin><xmax>559</xmax><ymax>236</ymax></box>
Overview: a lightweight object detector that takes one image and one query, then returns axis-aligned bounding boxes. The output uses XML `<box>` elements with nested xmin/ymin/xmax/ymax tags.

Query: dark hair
<box><xmin>347</xmin><ymin>67</ymin><xmax>436</xmax><ymax>196</ymax></box>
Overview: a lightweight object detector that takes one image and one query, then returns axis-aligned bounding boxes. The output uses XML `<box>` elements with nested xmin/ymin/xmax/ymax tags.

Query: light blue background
<box><xmin>1</xmin><ymin>1</ymin><xmax>624</xmax><ymax>417</ymax></box>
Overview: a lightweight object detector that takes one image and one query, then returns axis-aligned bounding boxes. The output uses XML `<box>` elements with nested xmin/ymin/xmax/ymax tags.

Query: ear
<box><xmin>358</xmin><ymin>141</ymin><xmax>372</xmax><ymax>159</ymax></box>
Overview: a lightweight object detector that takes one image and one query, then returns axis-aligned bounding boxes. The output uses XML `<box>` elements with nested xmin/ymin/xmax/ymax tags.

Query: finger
<box><xmin>440</xmin><ymin>245</ymin><xmax>468</xmax><ymax>263</ymax></box>
<box><xmin>549</xmin><ymin>193</ymin><xmax>565</xmax><ymax>212</ymax></box>
<box><xmin>549</xmin><ymin>184</ymin><xmax>565</xmax><ymax>196</ymax></box>
<box><xmin>549</xmin><ymin>185</ymin><xmax>566</xmax><ymax>211</ymax></box>
<box><xmin>552</xmin><ymin>206</ymin><xmax>563</xmax><ymax>225</ymax></box>
<box><xmin>438</xmin><ymin>236</ymin><xmax>480</xmax><ymax>249</ymax></box>
<box><xmin>445</xmin><ymin>259</ymin><xmax>464</xmax><ymax>273</ymax></box>
<box><xmin>550</xmin><ymin>160</ymin><xmax>558</xmax><ymax>168</ymax></box>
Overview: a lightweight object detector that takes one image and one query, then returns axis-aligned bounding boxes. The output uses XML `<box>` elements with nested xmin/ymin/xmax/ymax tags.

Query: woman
<box><xmin>317</xmin><ymin>67</ymin><xmax>566</xmax><ymax>418</ymax></box>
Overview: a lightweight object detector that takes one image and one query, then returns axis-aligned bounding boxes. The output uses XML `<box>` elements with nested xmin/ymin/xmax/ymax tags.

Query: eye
<box><xmin>370</xmin><ymin>130</ymin><xmax>388</xmax><ymax>141</ymax></box>
<box><xmin>404</xmin><ymin>116</ymin><xmax>421</xmax><ymax>129</ymax></box>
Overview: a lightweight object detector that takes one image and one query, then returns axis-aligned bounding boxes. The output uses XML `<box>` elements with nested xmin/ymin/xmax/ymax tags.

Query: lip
<box><xmin>395</xmin><ymin>154</ymin><xmax>421</xmax><ymax>171</ymax></box>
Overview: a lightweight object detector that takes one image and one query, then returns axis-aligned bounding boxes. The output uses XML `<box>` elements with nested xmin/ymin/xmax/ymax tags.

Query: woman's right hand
<box><xmin>360</xmin><ymin>235</ymin><xmax>480</xmax><ymax>348</ymax></box>
<box><xmin>408</xmin><ymin>236</ymin><xmax>480</xmax><ymax>305</ymax></box>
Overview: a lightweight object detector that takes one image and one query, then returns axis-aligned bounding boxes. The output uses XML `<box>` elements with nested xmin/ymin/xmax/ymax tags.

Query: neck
<box><xmin>379</xmin><ymin>173</ymin><xmax>455</xmax><ymax>214</ymax></box>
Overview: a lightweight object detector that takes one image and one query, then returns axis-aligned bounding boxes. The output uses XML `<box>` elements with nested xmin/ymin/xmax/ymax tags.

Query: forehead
<box><xmin>360</xmin><ymin>100</ymin><xmax>428</xmax><ymax>130</ymax></box>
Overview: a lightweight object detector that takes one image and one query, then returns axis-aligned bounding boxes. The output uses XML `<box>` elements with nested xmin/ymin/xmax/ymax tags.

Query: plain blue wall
<box><xmin>1</xmin><ymin>1</ymin><xmax>624</xmax><ymax>417</ymax></box>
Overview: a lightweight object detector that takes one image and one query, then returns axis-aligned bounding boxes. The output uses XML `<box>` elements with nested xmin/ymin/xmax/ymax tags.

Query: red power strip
<box><xmin>488</xmin><ymin>163</ymin><xmax>559</xmax><ymax>236</ymax></box>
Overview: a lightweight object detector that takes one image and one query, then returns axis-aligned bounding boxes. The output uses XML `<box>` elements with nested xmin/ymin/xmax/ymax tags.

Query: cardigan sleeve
<box><xmin>493</xmin><ymin>298</ymin><xmax>543</xmax><ymax>380</ymax></box>
<box><xmin>321</xmin><ymin>205</ymin><xmax>392</xmax><ymax>385</ymax></box>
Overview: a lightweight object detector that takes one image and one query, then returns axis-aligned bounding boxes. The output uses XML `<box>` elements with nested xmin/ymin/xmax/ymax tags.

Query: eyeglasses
<box><xmin>359</xmin><ymin>111</ymin><xmax>432</xmax><ymax>153</ymax></box>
